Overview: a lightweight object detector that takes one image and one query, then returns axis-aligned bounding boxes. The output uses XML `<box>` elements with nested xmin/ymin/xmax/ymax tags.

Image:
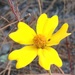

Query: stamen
<box><xmin>33</xmin><ymin>34</ymin><xmax>47</xmax><ymax>48</ymax></box>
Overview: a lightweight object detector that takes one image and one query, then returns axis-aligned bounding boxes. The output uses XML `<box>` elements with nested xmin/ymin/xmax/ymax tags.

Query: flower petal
<box><xmin>43</xmin><ymin>15</ymin><xmax>58</xmax><ymax>39</ymax></box>
<box><xmin>47</xmin><ymin>23</ymin><xmax>71</xmax><ymax>46</ymax></box>
<box><xmin>8</xmin><ymin>46</ymin><xmax>37</xmax><ymax>69</ymax></box>
<box><xmin>36</xmin><ymin>13</ymin><xmax>48</xmax><ymax>34</ymax></box>
<box><xmin>9</xmin><ymin>22</ymin><xmax>36</xmax><ymax>45</ymax></box>
<box><xmin>38</xmin><ymin>47</ymin><xmax>62</xmax><ymax>70</ymax></box>
<box><xmin>8</xmin><ymin>50</ymin><xmax>20</xmax><ymax>60</ymax></box>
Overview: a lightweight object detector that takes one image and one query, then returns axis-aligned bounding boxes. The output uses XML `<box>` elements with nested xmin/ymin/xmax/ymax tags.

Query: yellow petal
<box><xmin>38</xmin><ymin>47</ymin><xmax>62</xmax><ymax>70</ymax></box>
<box><xmin>8</xmin><ymin>46</ymin><xmax>37</xmax><ymax>69</ymax></box>
<box><xmin>9</xmin><ymin>22</ymin><xmax>36</xmax><ymax>45</ymax></box>
<box><xmin>36</xmin><ymin>13</ymin><xmax>48</xmax><ymax>34</ymax></box>
<box><xmin>47</xmin><ymin>23</ymin><xmax>71</xmax><ymax>46</ymax></box>
<box><xmin>8</xmin><ymin>50</ymin><xmax>20</xmax><ymax>60</ymax></box>
<box><xmin>43</xmin><ymin>15</ymin><xmax>58</xmax><ymax>39</ymax></box>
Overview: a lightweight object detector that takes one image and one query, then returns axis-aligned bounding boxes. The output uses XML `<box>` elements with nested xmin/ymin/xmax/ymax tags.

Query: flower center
<box><xmin>33</xmin><ymin>34</ymin><xmax>47</xmax><ymax>48</ymax></box>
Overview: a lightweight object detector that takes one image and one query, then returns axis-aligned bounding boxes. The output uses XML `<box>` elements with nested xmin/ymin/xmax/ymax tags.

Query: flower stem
<box><xmin>8</xmin><ymin>0</ymin><xmax>20</xmax><ymax>21</ymax></box>
<box><xmin>48</xmin><ymin>70</ymin><xmax>52</xmax><ymax>75</ymax></box>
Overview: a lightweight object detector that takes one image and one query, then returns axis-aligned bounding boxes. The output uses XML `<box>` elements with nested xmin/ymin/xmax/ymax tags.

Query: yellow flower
<box><xmin>8</xmin><ymin>13</ymin><xmax>71</xmax><ymax>70</ymax></box>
